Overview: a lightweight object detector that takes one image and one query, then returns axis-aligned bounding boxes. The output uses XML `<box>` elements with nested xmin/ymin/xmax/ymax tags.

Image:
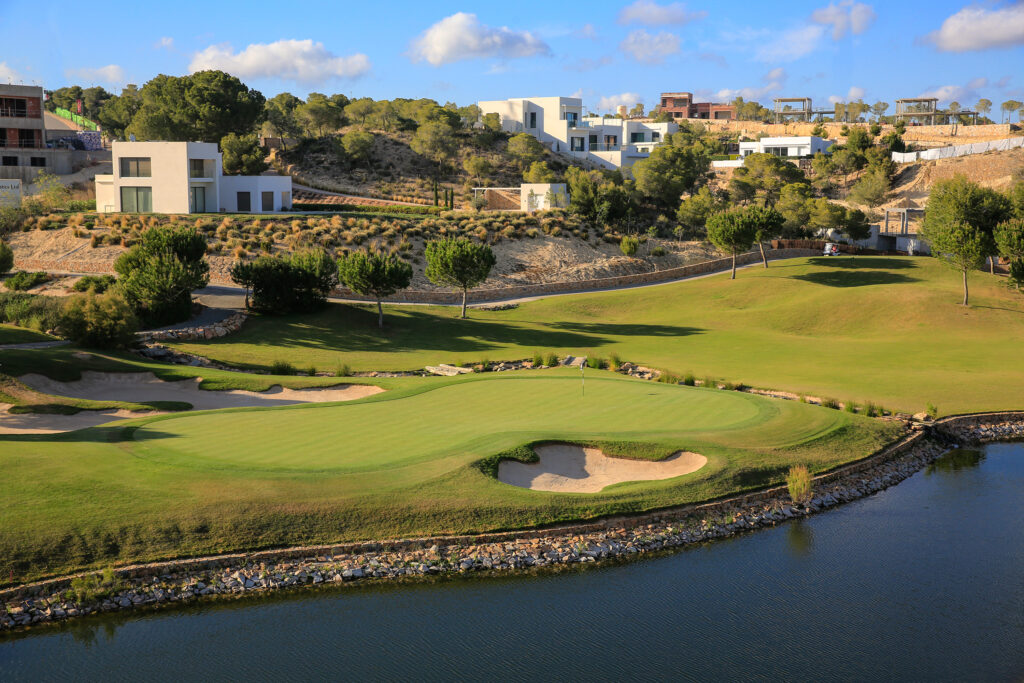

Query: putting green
<box><xmin>129</xmin><ymin>375</ymin><xmax>768</xmax><ymax>472</ymax></box>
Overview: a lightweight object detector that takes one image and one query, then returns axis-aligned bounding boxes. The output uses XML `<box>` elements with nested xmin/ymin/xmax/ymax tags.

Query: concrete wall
<box><xmin>0</xmin><ymin>179</ymin><xmax>21</xmax><ymax>207</ymax></box>
<box><xmin>219</xmin><ymin>175</ymin><xmax>292</xmax><ymax>213</ymax></box>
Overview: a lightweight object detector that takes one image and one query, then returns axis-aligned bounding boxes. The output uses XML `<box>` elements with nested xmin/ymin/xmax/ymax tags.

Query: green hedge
<box><xmin>292</xmin><ymin>202</ymin><xmax>441</xmax><ymax>216</ymax></box>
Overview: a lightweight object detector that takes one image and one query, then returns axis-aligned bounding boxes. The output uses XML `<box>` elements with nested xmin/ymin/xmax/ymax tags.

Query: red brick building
<box><xmin>0</xmin><ymin>84</ymin><xmax>72</xmax><ymax>181</ymax></box>
<box><xmin>658</xmin><ymin>92</ymin><xmax>735</xmax><ymax>120</ymax></box>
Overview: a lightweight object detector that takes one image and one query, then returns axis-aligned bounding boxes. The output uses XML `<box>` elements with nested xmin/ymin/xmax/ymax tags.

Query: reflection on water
<box><xmin>927</xmin><ymin>448</ymin><xmax>984</xmax><ymax>474</ymax></box>
<box><xmin>785</xmin><ymin>519</ymin><xmax>813</xmax><ymax>556</ymax></box>
<box><xmin>2</xmin><ymin>443</ymin><xmax>1023</xmax><ymax>681</ymax></box>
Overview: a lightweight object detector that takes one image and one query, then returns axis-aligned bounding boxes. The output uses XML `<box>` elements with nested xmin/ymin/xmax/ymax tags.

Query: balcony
<box><xmin>0</xmin><ymin>107</ymin><xmax>35</xmax><ymax>118</ymax></box>
<box><xmin>0</xmin><ymin>139</ymin><xmax>44</xmax><ymax>150</ymax></box>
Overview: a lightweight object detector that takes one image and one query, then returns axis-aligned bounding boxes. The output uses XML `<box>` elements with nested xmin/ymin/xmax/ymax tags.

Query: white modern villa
<box><xmin>95</xmin><ymin>141</ymin><xmax>292</xmax><ymax>214</ymax></box>
<box><xmin>477</xmin><ymin>96</ymin><xmax>677</xmax><ymax>170</ymax></box>
<box><xmin>739</xmin><ymin>135</ymin><xmax>835</xmax><ymax>159</ymax></box>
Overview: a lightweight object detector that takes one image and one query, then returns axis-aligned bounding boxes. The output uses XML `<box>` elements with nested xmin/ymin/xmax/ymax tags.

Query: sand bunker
<box><xmin>498</xmin><ymin>443</ymin><xmax>707</xmax><ymax>493</ymax></box>
<box><xmin>1</xmin><ymin>372</ymin><xmax>383</xmax><ymax>435</ymax></box>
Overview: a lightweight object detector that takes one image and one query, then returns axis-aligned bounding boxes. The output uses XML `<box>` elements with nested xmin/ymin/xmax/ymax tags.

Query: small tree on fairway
<box><xmin>425</xmin><ymin>237</ymin><xmax>496</xmax><ymax>318</ymax></box>
<box><xmin>923</xmin><ymin>219</ymin><xmax>986</xmax><ymax>305</ymax></box>
<box><xmin>337</xmin><ymin>249</ymin><xmax>413</xmax><ymax>328</ymax></box>
<box><xmin>747</xmin><ymin>206</ymin><xmax>785</xmax><ymax>268</ymax></box>
<box><xmin>995</xmin><ymin>217</ymin><xmax>1024</xmax><ymax>291</ymax></box>
<box><xmin>114</xmin><ymin>225</ymin><xmax>209</xmax><ymax>326</ymax></box>
<box><xmin>707</xmin><ymin>209</ymin><xmax>758</xmax><ymax>279</ymax></box>
<box><xmin>843</xmin><ymin>208</ymin><xmax>872</xmax><ymax>247</ymax></box>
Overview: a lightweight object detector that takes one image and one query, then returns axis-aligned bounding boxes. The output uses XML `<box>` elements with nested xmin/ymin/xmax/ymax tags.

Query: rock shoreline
<box><xmin>2</xmin><ymin>413</ymin><xmax>1021</xmax><ymax>633</ymax></box>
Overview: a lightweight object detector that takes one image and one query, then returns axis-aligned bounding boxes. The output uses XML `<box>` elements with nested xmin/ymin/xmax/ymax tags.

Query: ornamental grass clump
<box><xmin>532</xmin><ymin>351</ymin><xmax>544</xmax><ymax>367</ymax></box>
<box><xmin>786</xmin><ymin>465</ymin><xmax>813</xmax><ymax>505</ymax></box>
<box><xmin>682</xmin><ymin>373</ymin><xmax>696</xmax><ymax>386</ymax></box>
<box><xmin>545</xmin><ymin>352</ymin><xmax>559</xmax><ymax>367</ymax></box>
<box><xmin>270</xmin><ymin>360</ymin><xmax>295</xmax><ymax>375</ymax></box>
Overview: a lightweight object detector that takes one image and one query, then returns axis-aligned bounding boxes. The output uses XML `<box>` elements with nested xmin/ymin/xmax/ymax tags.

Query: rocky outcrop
<box><xmin>136</xmin><ymin>313</ymin><xmax>247</xmax><ymax>343</ymax></box>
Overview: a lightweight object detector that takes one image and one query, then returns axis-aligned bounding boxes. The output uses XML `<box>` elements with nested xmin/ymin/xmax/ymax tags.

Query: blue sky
<box><xmin>2</xmin><ymin>0</ymin><xmax>1023</xmax><ymax>114</ymax></box>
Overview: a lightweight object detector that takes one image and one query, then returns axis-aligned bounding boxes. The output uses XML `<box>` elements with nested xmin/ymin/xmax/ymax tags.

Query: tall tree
<box><xmin>747</xmin><ymin>206</ymin><xmax>785</xmax><ymax>267</ymax></box>
<box><xmin>220</xmin><ymin>133</ymin><xmax>268</xmax><ymax>175</ymax></box>
<box><xmin>425</xmin><ymin>237</ymin><xmax>496</xmax><ymax>318</ymax></box>
<box><xmin>337</xmin><ymin>250</ymin><xmax>413</xmax><ymax>328</ymax></box>
<box><xmin>412</xmin><ymin>121</ymin><xmax>457</xmax><ymax>176</ymax></box>
<box><xmin>341</xmin><ymin>130</ymin><xmax>374</xmax><ymax>166</ymax></box>
<box><xmin>923</xmin><ymin>175</ymin><xmax>1013</xmax><ymax>273</ymax></box>
<box><xmin>707</xmin><ymin>209</ymin><xmax>758</xmax><ymax>279</ymax></box>
<box><xmin>96</xmin><ymin>84</ymin><xmax>142</xmax><ymax>139</ymax></box>
<box><xmin>632</xmin><ymin>133</ymin><xmax>712</xmax><ymax>209</ymax></box>
<box><xmin>506</xmin><ymin>133</ymin><xmax>545</xmax><ymax>170</ymax></box>
<box><xmin>995</xmin><ymin>217</ymin><xmax>1024</xmax><ymax>291</ymax></box>
<box><xmin>127</xmin><ymin>71</ymin><xmax>265</xmax><ymax>142</ymax></box>
<box><xmin>776</xmin><ymin>182</ymin><xmax>813</xmax><ymax>236</ymax></box>
<box><xmin>923</xmin><ymin>219</ymin><xmax>986</xmax><ymax>305</ymax></box>
<box><xmin>871</xmin><ymin>101</ymin><xmax>889</xmax><ymax>121</ymax></box>
<box><xmin>976</xmin><ymin>98</ymin><xmax>992</xmax><ymax>120</ymax></box>
<box><xmin>295</xmin><ymin>93</ymin><xmax>344</xmax><ymax>138</ymax></box>
<box><xmin>263</xmin><ymin>92</ymin><xmax>303</xmax><ymax>144</ymax></box>
<box><xmin>729</xmin><ymin>153</ymin><xmax>806</xmax><ymax>206</ymax></box>
<box><xmin>344</xmin><ymin>98</ymin><xmax>376</xmax><ymax>127</ymax></box>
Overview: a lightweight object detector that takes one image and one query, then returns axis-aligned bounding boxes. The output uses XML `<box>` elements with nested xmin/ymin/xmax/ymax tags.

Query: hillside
<box><xmin>885</xmin><ymin>146</ymin><xmax>1024</xmax><ymax>208</ymax></box>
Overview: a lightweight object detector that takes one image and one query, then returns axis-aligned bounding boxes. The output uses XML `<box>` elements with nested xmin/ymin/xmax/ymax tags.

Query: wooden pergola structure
<box><xmin>772</xmin><ymin>97</ymin><xmax>832</xmax><ymax>123</ymax></box>
<box><xmin>882</xmin><ymin>208</ymin><xmax>925</xmax><ymax>235</ymax></box>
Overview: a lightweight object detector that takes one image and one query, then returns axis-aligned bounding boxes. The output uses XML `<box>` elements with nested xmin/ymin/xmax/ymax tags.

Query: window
<box><xmin>189</xmin><ymin>186</ymin><xmax>206</xmax><ymax>213</ymax></box>
<box><xmin>0</xmin><ymin>97</ymin><xmax>27</xmax><ymax>117</ymax></box>
<box><xmin>652</xmin><ymin>132</ymin><xmax>660</xmax><ymax>142</ymax></box>
<box><xmin>280</xmin><ymin>191</ymin><xmax>291</xmax><ymax>210</ymax></box>
<box><xmin>565</xmin><ymin>112</ymin><xmax>578</xmax><ymax>127</ymax></box>
<box><xmin>528</xmin><ymin>112</ymin><xmax>536</xmax><ymax>128</ymax></box>
<box><xmin>237</xmin><ymin>191</ymin><xmax>251</xmax><ymax>212</ymax></box>
<box><xmin>570</xmin><ymin>137</ymin><xmax>585</xmax><ymax>152</ymax></box>
<box><xmin>18</xmin><ymin>130</ymin><xmax>35</xmax><ymax>148</ymax></box>
<box><xmin>119</xmin><ymin>157</ymin><xmax>152</xmax><ymax>177</ymax></box>
<box><xmin>630</xmin><ymin>132</ymin><xmax>645</xmax><ymax>143</ymax></box>
<box><xmin>262</xmin><ymin>191</ymin><xmax>274</xmax><ymax>212</ymax></box>
<box><xmin>189</xmin><ymin>159</ymin><xmax>207</xmax><ymax>178</ymax></box>
<box><xmin>29</xmin><ymin>157</ymin><xmax>45</xmax><ymax>167</ymax></box>
<box><xmin>1</xmin><ymin>156</ymin><xmax>16</xmax><ymax>167</ymax></box>
<box><xmin>588</xmin><ymin>135</ymin><xmax>598</xmax><ymax>146</ymax></box>
<box><xmin>120</xmin><ymin>187</ymin><xmax>153</xmax><ymax>212</ymax></box>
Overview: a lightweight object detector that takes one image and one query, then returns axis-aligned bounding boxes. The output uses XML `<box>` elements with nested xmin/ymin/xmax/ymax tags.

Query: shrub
<box><xmin>864</xmin><ymin>401</ymin><xmax>879</xmax><ymax>417</ymax></box>
<box><xmin>305</xmin><ymin>365</ymin><xmax>318</xmax><ymax>377</ymax></box>
<box><xmin>651</xmin><ymin>246</ymin><xmax>667</xmax><ymax>257</ymax></box>
<box><xmin>620</xmin><ymin>235</ymin><xmax>639</xmax><ymax>256</ymax></box>
<box><xmin>786</xmin><ymin>465</ymin><xmax>813</xmax><ymax>505</ymax></box>
<box><xmin>0</xmin><ymin>239</ymin><xmax>13</xmax><ymax>273</ymax></box>
<box><xmin>545</xmin><ymin>352</ymin><xmax>560</xmax><ymax>367</ymax></box>
<box><xmin>702</xmin><ymin>376</ymin><xmax>718</xmax><ymax>389</ymax></box>
<box><xmin>586</xmin><ymin>356</ymin><xmax>604</xmax><ymax>369</ymax></box>
<box><xmin>657</xmin><ymin>373</ymin><xmax>681</xmax><ymax>384</ymax></box>
<box><xmin>270</xmin><ymin>360</ymin><xmax>295</xmax><ymax>375</ymax></box>
<box><xmin>682</xmin><ymin>373</ymin><xmax>696</xmax><ymax>386</ymax></box>
<box><xmin>5</xmin><ymin>270</ymin><xmax>50</xmax><ymax>291</ymax></box>
<box><xmin>844</xmin><ymin>400</ymin><xmax>857</xmax><ymax>413</ymax></box>
<box><xmin>532</xmin><ymin>351</ymin><xmax>544</xmax><ymax>367</ymax></box>
<box><xmin>290</xmin><ymin>203</ymin><xmax>440</xmax><ymax>216</ymax></box>
<box><xmin>72</xmin><ymin>274</ymin><xmax>117</xmax><ymax>293</ymax></box>
<box><xmin>926</xmin><ymin>402</ymin><xmax>939</xmax><ymax>419</ymax></box>
<box><xmin>334</xmin><ymin>363</ymin><xmax>351</xmax><ymax>377</ymax></box>
<box><xmin>59</xmin><ymin>291</ymin><xmax>139</xmax><ymax>349</ymax></box>
<box><xmin>608</xmin><ymin>352</ymin><xmax>621</xmax><ymax>371</ymax></box>
<box><xmin>68</xmin><ymin>568</ymin><xmax>123</xmax><ymax>604</ymax></box>
<box><xmin>0</xmin><ymin>291</ymin><xmax>63</xmax><ymax>331</ymax></box>
<box><xmin>820</xmin><ymin>397</ymin><xmax>839</xmax><ymax>410</ymax></box>
<box><xmin>232</xmin><ymin>249</ymin><xmax>337</xmax><ymax>314</ymax></box>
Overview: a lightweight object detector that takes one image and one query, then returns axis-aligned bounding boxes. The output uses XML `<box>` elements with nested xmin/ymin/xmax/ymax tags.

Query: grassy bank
<box><xmin>167</xmin><ymin>257</ymin><xmax>1024</xmax><ymax>415</ymax></box>
<box><xmin>0</xmin><ymin>370</ymin><xmax>900</xmax><ymax>584</ymax></box>
<box><xmin>0</xmin><ymin>324</ymin><xmax>55</xmax><ymax>345</ymax></box>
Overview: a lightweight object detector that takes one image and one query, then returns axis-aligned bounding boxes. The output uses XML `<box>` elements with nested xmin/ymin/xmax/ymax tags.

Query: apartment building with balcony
<box><xmin>477</xmin><ymin>96</ymin><xmax>677</xmax><ymax>170</ymax></box>
<box><xmin>95</xmin><ymin>141</ymin><xmax>291</xmax><ymax>214</ymax></box>
<box><xmin>0</xmin><ymin>84</ymin><xmax>72</xmax><ymax>181</ymax></box>
<box><xmin>657</xmin><ymin>92</ymin><xmax>735</xmax><ymax>120</ymax></box>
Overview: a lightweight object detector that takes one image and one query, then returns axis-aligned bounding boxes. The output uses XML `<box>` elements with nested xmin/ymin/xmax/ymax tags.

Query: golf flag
<box><xmin>580</xmin><ymin>356</ymin><xmax>586</xmax><ymax>397</ymax></box>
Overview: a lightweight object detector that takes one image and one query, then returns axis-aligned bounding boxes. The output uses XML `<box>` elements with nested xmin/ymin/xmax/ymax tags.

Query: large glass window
<box><xmin>0</xmin><ymin>97</ymin><xmax>27</xmax><ymax>117</ymax></box>
<box><xmin>121</xmin><ymin>186</ymin><xmax>153</xmax><ymax>212</ymax></box>
<box><xmin>630</xmin><ymin>132</ymin><xmax>645</xmax><ymax>143</ymax></box>
<box><xmin>189</xmin><ymin>159</ymin><xmax>207</xmax><ymax>178</ymax></box>
<box><xmin>528</xmin><ymin>112</ymin><xmax>536</xmax><ymax>128</ymax></box>
<box><xmin>189</xmin><ymin>186</ymin><xmax>206</xmax><ymax>213</ymax></box>
<box><xmin>565</xmin><ymin>112</ymin><xmax>578</xmax><ymax>127</ymax></box>
<box><xmin>119</xmin><ymin>157</ymin><xmax>152</xmax><ymax>177</ymax></box>
<box><xmin>570</xmin><ymin>137</ymin><xmax>585</xmax><ymax>152</ymax></box>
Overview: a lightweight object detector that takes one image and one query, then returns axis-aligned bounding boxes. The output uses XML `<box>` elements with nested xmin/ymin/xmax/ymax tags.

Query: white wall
<box><xmin>219</xmin><ymin>175</ymin><xmax>292</xmax><ymax>213</ymax></box>
<box><xmin>520</xmin><ymin>183</ymin><xmax>568</xmax><ymax>212</ymax></box>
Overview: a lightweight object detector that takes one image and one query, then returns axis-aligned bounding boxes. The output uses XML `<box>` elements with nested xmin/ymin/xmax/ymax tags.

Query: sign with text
<box><xmin>0</xmin><ymin>179</ymin><xmax>23</xmax><ymax>207</ymax></box>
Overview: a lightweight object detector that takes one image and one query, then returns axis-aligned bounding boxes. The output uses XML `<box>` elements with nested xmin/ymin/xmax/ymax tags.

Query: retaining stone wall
<box><xmin>136</xmin><ymin>313</ymin><xmax>247</xmax><ymax>343</ymax></box>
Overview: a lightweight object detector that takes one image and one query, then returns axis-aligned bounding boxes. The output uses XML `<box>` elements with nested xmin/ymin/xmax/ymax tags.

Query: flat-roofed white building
<box><xmin>95</xmin><ymin>141</ymin><xmax>291</xmax><ymax>214</ymax></box>
<box><xmin>739</xmin><ymin>136</ymin><xmax>834</xmax><ymax>159</ymax></box>
<box><xmin>477</xmin><ymin>96</ymin><xmax>676</xmax><ymax>170</ymax></box>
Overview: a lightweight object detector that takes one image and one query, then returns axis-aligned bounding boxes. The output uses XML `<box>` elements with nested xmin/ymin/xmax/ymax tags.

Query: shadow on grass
<box><xmin>548</xmin><ymin>322</ymin><xmax>702</xmax><ymax>337</ymax></box>
<box><xmin>791</xmin><ymin>271</ymin><xmax>920</xmax><ymax>288</ymax></box>
<box><xmin>805</xmin><ymin>257</ymin><xmax>918</xmax><ymax>270</ymax></box>
<box><xmin>0</xmin><ymin>426</ymin><xmax>177</xmax><ymax>444</ymax></box>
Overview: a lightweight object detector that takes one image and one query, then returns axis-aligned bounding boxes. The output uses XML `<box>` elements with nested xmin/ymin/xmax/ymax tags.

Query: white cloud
<box><xmin>617</xmin><ymin>0</ymin><xmax>706</xmax><ymax>26</ymax></box>
<box><xmin>409</xmin><ymin>13</ymin><xmax>550</xmax><ymax>66</ymax></box>
<box><xmin>597</xmin><ymin>92</ymin><xmax>643</xmax><ymax>112</ymax></box>
<box><xmin>0</xmin><ymin>62</ymin><xmax>23</xmax><ymax>83</ymax></box>
<box><xmin>847</xmin><ymin>85</ymin><xmax>866</xmax><ymax>99</ymax></box>
<box><xmin>156</xmin><ymin>36</ymin><xmax>174</xmax><ymax>49</ymax></box>
<box><xmin>810</xmin><ymin>1</ymin><xmax>876</xmax><ymax>40</ymax></box>
<box><xmin>576</xmin><ymin>23</ymin><xmax>599</xmax><ymax>39</ymax></box>
<box><xmin>996</xmin><ymin>75</ymin><xmax>1012</xmax><ymax>88</ymax></box>
<box><xmin>620</xmin><ymin>29</ymin><xmax>681</xmax><ymax>63</ymax></box>
<box><xmin>919</xmin><ymin>77</ymin><xmax>988</xmax><ymax>104</ymax></box>
<box><xmin>189</xmin><ymin>40</ymin><xmax>370</xmax><ymax>83</ymax></box>
<box><xmin>925</xmin><ymin>3</ymin><xmax>1024</xmax><ymax>52</ymax></box>
<box><xmin>65</xmin><ymin>64</ymin><xmax>125</xmax><ymax>85</ymax></box>
<box><xmin>716</xmin><ymin>69</ymin><xmax>786</xmax><ymax>100</ymax></box>
<box><xmin>755</xmin><ymin>24</ymin><xmax>826</xmax><ymax>62</ymax></box>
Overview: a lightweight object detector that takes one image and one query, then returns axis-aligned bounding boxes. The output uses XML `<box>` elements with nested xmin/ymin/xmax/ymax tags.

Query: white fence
<box><xmin>892</xmin><ymin>136</ymin><xmax>1024</xmax><ymax>163</ymax></box>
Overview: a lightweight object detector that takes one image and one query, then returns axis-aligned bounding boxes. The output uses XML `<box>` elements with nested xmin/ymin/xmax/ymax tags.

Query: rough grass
<box><xmin>0</xmin><ymin>370</ymin><xmax>901</xmax><ymax>585</ymax></box>
<box><xmin>0</xmin><ymin>323</ymin><xmax>55</xmax><ymax>345</ymax></box>
<box><xmin>167</xmin><ymin>257</ymin><xmax>1024</xmax><ymax>415</ymax></box>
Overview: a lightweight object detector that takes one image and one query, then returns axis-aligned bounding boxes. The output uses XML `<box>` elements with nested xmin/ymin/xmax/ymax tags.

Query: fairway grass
<box><xmin>0</xmin><ymin>370</ymin><xmax>901</xmax><ymax>584</ymax></box>
<box><xmin>0</xmin><ymin>324</ymin><xmax>55</xmax><ymax>345</ymax></box>
<box><xmin>167</xmin><ymin>257</ymin><xmax>1024</xmax><ymax>415</ymax></box>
